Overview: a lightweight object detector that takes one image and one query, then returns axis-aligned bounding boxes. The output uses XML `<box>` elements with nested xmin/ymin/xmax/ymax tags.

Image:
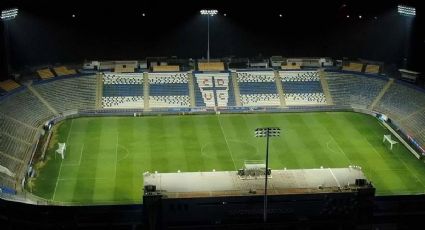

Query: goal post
<box><xmin>56</xmin><ymin>143</ymin><xmax>66</xmax><ymax>159</ymax></box>
<box><xmin>237</xmin><ymin>160</ymin><xmax>271</xmax><ymax>179</ymax></box>
<box><xmin>383</xmin><ymin>135</ymin><xmax>398</xmax><ymax>150</ymax></box>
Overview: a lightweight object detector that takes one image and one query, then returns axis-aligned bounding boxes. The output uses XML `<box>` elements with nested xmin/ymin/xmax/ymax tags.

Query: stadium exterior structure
<box><xmin>1</xmin><ymin>57</ymin><xmax>425</xmax><ymax>228</ymax></box>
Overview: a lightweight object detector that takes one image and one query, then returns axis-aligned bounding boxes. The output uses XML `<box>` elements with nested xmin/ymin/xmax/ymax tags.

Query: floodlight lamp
<box><xmin>398</xmin><ymin>5</ymin><xmax>416</xmax><ymax>17</ymax></box>
<box><xmin>1</xmin><ymin>8</ymin><xmax>18</xmax><ymax>21</ymax></box>
<box><xmin>200</xmin><ymin>9</ymin><xmax>218</xmax><ymax>16</ymax></box>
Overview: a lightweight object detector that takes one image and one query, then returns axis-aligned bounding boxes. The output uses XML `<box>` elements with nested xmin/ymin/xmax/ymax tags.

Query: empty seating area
<box><xmin>0</xmin><ymin>89</ymin><xmax>54</xmax><ymax>126</ymax></box>
<box><xmin>280</xmin><ymin>71</ymin><xmax>320</xmax><ymax>82</ymax></box>
<box><xmin>399</xmin><ymin>112</ymin><xmax>425</xmax><ymax>148</ymax></box>
<box><xmin>0</xmin><ymin>89</ymin><xmax>52</xmax><ymax>186</ymax></box>
<box><xmin>373</xmin><ymin>83</ymin><xmax>425</xmax><ymax>150</ymax></box>
<box><xmin>102</xmin><ymin>73</ymin><xmax>143</xmax><ymax>109</ymax></box>
<box><xmin>325</xmin><ymin>72</ymin><xmax>387</xmax><ymax>108</ymax></box>
<box><xmin>0</xmin><ymin>115</ymin><xmax>38</xmax><ymax>143</ymax></box>
<box><xmin>280</xmin><ymin>71</ymin><xmax>326</xmax><ymax>106</ymax></box>
<box><xmin>34</xmin><ymin>75</ymin><xmax>97</xmax><ymax>112</ymax></box>
<box><xmin>284</xmin><ymin>93</ymin><xmax>326</xmax><ymax>105</ymax></box>
<box><xmin>237</xmin><ymin>71</ymin><xmax>280</xmax><ymax>106</ymax></box>
<box><xmin>102</xmin><ymin>96</ymin><xmax>144</xmax><ymax>108</ymax></box>
<box><xmin>240</xmin><ymin>94</ymin><xmax>280</xmax><ymax>107</ymax></box>
<box><xmin>375</xmin><ymin>83</ymin><xmax>425</xmax><ymax>121</ymax></box>
<box><xmin>194</xmin><ymin>73</ymin><xmax>234</xmax><ymax>107</ymax></box>
<box><xmin>148</xmin><ymin>73</ymin><xmax>190</xmax><ymax>108</ymax></box>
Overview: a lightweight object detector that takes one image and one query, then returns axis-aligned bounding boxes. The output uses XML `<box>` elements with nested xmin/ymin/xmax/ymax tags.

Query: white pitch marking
<box><xmin>53</xmin><ymin>119</ymin><xmax>74</xmax><ymax>201</ymax></box>
<box><xmin>328</xmin><ymin>168</ymin><xmax>341</xmax><ymax>188</ymax></box>
<box><xmin>115</xmin><ymin>134</ymin><xmax>118</xmax><ymax>179</ymax></box>
<box><xmin>217</xmin><ymin>115</ymin><xmax>237</xmax><ymax>170</ymax></box>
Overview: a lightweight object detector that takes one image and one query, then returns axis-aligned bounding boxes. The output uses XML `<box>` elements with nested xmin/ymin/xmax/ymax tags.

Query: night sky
<box><xmin>0</xmin><ymin>0</ymin><xmax>423</xmax><ymax>79</ymax></box>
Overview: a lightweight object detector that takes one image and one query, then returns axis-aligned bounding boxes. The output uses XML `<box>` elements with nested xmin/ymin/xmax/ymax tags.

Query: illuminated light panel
<box><xmin>398</xmin><ymin>5</ymin><xmax>416</xmax><ymax>16</ymax></box>
<box><xmin>1</xmin><ymin>8</ymin><xmax>18</xmax><ymax>21</ymax></box>
<box><xmin>200</xmin><ymin>9</ymin><xmax>218</xmax><ymax>16</ymax></box>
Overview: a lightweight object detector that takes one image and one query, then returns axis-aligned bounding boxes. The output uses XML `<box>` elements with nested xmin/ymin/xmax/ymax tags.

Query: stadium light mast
<box><xmin>397</xmin><ymin>5</ymin><xmax>416</xmax><ymax>69</ymax></box>
<box><xmin>397</xmin><ymin>5</ymin><xmax>416</xmax><ymax>17</ymax></box>
<box><xmin>254</xmin><ymin>127</ymin><xmax>280</xmax><ymax>223</ymax></box>
<box><xmin>1</xmin><ymin>8</ymin><xmax>19</xmax><ymax>76</ymax></box>
<box><xmin>200</xmin><ymin>9</ymin><xmax>218</xmax><ymax>63</ymax></box>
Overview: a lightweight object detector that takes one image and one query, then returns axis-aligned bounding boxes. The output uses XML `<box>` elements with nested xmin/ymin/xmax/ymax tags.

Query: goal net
<box><xmin>383</xmin><ymin>135</ymin><xmax>398</xmax><ymax>150</ymax></box>
<box><xmin>56</xmin><ymin>143</ymin><xmax>66</xmax><ymax>159</ymax></box>
<box><xmin>237</xmin><ymin>160</ymin><xmax>271</xmax><ymax>180</ymax></box>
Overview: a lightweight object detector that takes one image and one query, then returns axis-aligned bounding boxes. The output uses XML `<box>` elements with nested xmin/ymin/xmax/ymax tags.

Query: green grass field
<box><xmin>30</xmin><ymin>112</ymin><xmax>425</xmax><ymax>204</ymax></box>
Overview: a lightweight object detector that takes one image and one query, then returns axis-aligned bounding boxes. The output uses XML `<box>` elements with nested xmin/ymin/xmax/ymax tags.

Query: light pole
<box><xmin>254</xmin><ymin>127</ymin><xmax>280</xmax><ymax>223</ymax></box>
<box><xmin>397</xmin><ymin>5</ymin><xmax>416</xmax><ymax>69</ymax></box>
<box><xmin>200</xmin><ymin>9</ymin><xmax>218</xmax><ymax>63</ymax></box>
<box><xmin>1</xmin><ymin>8</ymin><xmax>19</xmax><ymax>76</ymax></box>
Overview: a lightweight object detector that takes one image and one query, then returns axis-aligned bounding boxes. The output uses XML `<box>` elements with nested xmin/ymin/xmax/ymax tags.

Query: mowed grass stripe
<box><xmin>219</xmin><ymin>114</ymin><xmax>263</xmax><ymax>168</ymax></box>
<box><xmin>179</xmin><ymin>116</ymin><xmax>205</xmax><ymax>172</ymax></box>
<box><xmin>114</xmin><ymin>118</ymin><xmax>136</xmax><ymax>202</ymax></box>
<box><xmin>193</xmin><ymin>115</ymin><xmax>232</xmax><ymax>171</ymax></box>
<box><xmin>32</xmin><ymin>112</ymin><xmax>425</xmax><ymax>204</ymax></box>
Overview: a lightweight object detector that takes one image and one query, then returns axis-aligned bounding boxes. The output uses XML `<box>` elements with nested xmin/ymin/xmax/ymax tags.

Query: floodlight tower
<box><xmin>397</xmin><ymin>5</ymin><xmax>416</xmax><ymax>17</ymax></box>
<box><xmin>254</xmin><ymin>127</ymin><xmax>281</xmax><ymax>223</ymax></box>
<box><xmin>397</xmin><ymin>5</ymin><xmax>416</xmax><ymax>69</ymax></box>
<box><xmin>200</xmin><ymin>9</ymin><xmax>218</xmax><ymax>63</ymax></box>
<box><xmin>1</xmin><ymin>8</ymin><xmax>19</xmax><ymax>76</ymax></box>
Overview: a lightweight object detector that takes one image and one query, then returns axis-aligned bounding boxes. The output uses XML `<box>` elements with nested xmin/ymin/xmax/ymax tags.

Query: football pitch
<box><xmin>31</xmin><ymin>112</ymin><xmax>425</xmax><ymax>204</ymax></box>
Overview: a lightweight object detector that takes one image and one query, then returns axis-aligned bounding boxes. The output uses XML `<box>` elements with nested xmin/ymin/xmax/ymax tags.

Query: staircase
<box><xmin>369</xmin><ymin>78</ymin><xmax>394</xmax><ymax>110</ymax></box>
<box><xmin>231</xmin><ymin>71</ymin><xmax>242</xmax><ymax>106</ymax></box>
<box><xmin>318</xmin><ymin>70</ymin><xmax>334</xmax><ymax>105</ymax></box>
<box><xmin>274</xmin><ymin>70</ymin><xmax>286</xmax><ymax>107</ymax></box>
<box><xmin>26</xmin><ymin>83</ymin><xmax>59</xmax><ymax>115</ymax></box>
<box><xmin>187</xmin><ymin>71</ymin><xmax>196</xmax><ymax>108</ymax></box>
<box><xmin>143</xmin><ymin>72</ymin><xmax>150</xmax><ymax>111</ymax></box>
<box><xmin>95</xmin><ymin>74</ymin><xmax>103</xmax><ymax>109</ymax></box>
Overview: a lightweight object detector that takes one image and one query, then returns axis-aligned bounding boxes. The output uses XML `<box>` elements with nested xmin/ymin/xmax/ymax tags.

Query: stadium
<box><xmin>0</xmin><ymin>0</ymin><xmax>424</xmax><ymax>229</ymax></box>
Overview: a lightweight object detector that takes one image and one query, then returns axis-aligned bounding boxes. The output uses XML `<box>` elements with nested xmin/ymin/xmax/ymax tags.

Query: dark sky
<box><xmin>0</xmin><ymin>0</ymin><xmax>423</xmax><ymax>78</ymax></box>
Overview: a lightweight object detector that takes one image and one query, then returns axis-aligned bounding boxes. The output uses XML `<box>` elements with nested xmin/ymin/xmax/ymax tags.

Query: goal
<box><xmin>383</xmin><ymin>135</ymin><xmax>398</xmax><ymax>150</ymax></box>
<box><xmin>237</xmin><ymin>160</ymin><xmax>271</xmax><ymax>180</ymax></box>
<box><xmin>56</xmin><ymin>143</ymin><xmax>66</xmax><ymax>159</ymax></box>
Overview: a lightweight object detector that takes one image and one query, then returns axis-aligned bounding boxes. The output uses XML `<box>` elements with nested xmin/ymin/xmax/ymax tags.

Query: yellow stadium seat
<box><xmin>0</xmin><ymin>80</ymin><xmax>20</xmax><ymax>92</ymax></box>
<box><xmin>365</xmin><ymin>64</ymin><xmax>380</xmax><ymax>74</ymax></box>
<box><xmin>37</xmin><ymin>69</ymin><xmax>55</xmax><ymax>79</ymax></box>
<box><xmin>198</xmin><ymin>62</ymin><xmax>225</xmax><ymax>71</ymax></box>
<box><xmin>152</xmin><ymin>65</ymin><xmax>180</xmax><ymax>72</ymax></box>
